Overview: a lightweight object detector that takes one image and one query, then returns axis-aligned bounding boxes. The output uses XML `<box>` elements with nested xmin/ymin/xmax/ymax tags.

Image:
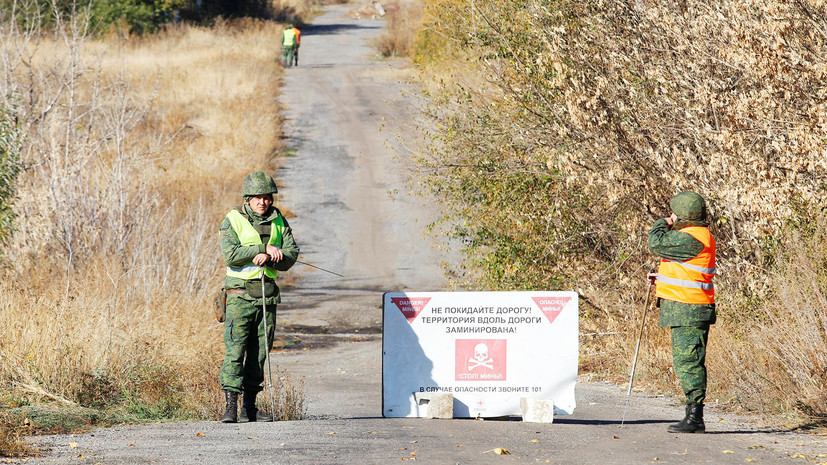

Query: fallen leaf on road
<box><xmin>748</xmin><ymin>445</ymin><xmax>766</xmax><ymax>450</ymax></box>
<box><xmin>612</xmin><ymin>436</ymin><xmax>619</xmax><ymax>440</ymax></box>
<box><xmin>128</xmin><ymin>444</ymin><xmax>135</xmax><ymax>447</ymax></box>
<box><xmin>457</xmin><ymin>445</ymin><xmax>462</xmax><ymax>448</ymax></box>
<box><xmin>326</xmin><ymin>432</ymin><xmax>337</xmax><ymax>435</ymax></box>
<box><xmin>494</xmin><ymin>448</ymin><xmax>510</xmax><ymax>455</ymax></box>
<box><xmin>410</xmin><ymin>440</ymin><xmax>417</xmax><ymax>444</ymax></box>
<box><xmin>723</xmin><ymin>450</ymin><xmax>734</xmax><ymax>454</ymax></box>
<box><xmin>77</xmin><ymin>455</ymin><xmax>85</xmax><ymax>459</ymax></box>
<box><xmin>746</xmin><ymin>459</ymin><xmax>755</xmax><ymax>463</ymax></box>
<box><xmin>532</xmin><ymin>439</ymin><xmax>541</xmax><ymax>443</ymax></box>
<box><xmin>69</xmin><ymin>443</ymin><xmax>78</xmax><ymax>449</ymax></box>
<box><xmin>792</xmin><ymin>454</ymin><xmax>808</xmax><ymax>459</ymax></box>
<box><xmin>196</xmin><ymin>433</ymin><xmax>204</xmax><ymax>437</ymax></box>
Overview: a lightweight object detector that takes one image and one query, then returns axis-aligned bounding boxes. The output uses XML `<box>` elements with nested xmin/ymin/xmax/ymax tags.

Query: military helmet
<box><xmin>241</xmin><ymin>171</ymin><xmax>278</xmax><ymax>197</ymax></box>
<box><xmin>670</xmin><ymin>191</ymin><xmax>706</xmax><ymax>220</ymax></box>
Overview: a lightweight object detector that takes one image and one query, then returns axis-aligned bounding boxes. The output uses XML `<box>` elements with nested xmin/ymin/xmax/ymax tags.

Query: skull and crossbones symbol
<box><xmin>467</xmin><ymin>343</ymin><xmax>494</xmax><ymax>370</ymax></box>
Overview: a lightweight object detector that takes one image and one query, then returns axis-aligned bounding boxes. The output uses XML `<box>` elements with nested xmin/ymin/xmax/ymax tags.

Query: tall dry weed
<box><xmin>712</xmin><ymin>218</ymin><xmax>827</xmax><ymax>417</ymax></box>
<box><xmin>0</xmin><ymin>10</ymin><xmax>305</xmax><ymax>434</ymax></box>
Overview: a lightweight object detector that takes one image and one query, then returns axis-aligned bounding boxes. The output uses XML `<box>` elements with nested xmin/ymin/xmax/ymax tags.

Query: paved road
<box><xmin>25</xmin><ymin>4</ymin><xmax>825</xmax><ymax>464</ymax></box>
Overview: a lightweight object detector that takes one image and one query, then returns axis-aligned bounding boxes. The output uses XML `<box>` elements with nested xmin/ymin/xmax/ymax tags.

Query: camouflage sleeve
<box><xmin>219</xmin><ymin>216</ymin><xmax>262</xmax><ymax>267</ymax></box>
<box><xmin>647</xmin><ymin>218</ymin><xmax>705</xmax><ymax>262</ymax></box>
<box><xmin>271</xmin><ymin>217</ymin><xmax>300</xmax><ymax>272</ymax></box>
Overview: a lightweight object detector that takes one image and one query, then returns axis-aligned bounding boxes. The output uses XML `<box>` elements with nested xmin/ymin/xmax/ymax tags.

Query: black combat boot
<box><xmin>240</xmin><ymin>390</ymin><xmax>273</xmax><ymax>422</ymax></box>
<box><xmin>667</xmin><ymin>402</ymin><xmax>705</xmax><ymax>433</ymax></box>
<box><xmin>220</xmin><ymin>391</ymin><xmax>238</xmax><ymax>423</ymax></box>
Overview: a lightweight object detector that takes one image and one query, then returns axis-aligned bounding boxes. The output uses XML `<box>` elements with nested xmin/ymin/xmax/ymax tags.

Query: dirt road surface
<box><xmin>26</xmin><ymin>4</ymin><xmax>825</xmax><ymax>464</ymax></box>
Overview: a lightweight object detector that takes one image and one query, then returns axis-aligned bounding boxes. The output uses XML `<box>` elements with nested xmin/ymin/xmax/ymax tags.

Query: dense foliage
<box><xmin>415</xmin><ymin>0</ymin><xmax>827</xmax><ymax>293</ymax></box>
<box><xmin>0</xmin><ymin>0</ymin><xmax>295</xmax><ymax>35</ymax></box>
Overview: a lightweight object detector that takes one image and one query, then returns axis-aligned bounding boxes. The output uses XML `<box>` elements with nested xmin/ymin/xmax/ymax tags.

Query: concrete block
<box><xmin>520</xmin><ymin>398</ymin><xmax>555</xmax><ymax>423</ymax></box>
<box><xmin>413</xmin><ymin>392</ymin><xmax>454</xmax><ymax>419</ymax></box>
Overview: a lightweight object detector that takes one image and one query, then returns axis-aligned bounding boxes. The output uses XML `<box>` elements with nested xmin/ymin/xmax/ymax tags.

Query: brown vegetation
<box><xmin>375</xmin><ymin>0</ymin><xmax>422</xmax><ymax>57</ymax></box>
<box><xmin>0</xmin><ymin>6</ymin><xmax>309</xmax><ymax>455</ymax></box>
<box><xmin>413</xmin><ymin>0</ymin><xmax>827</xmax><ymax>423</ymax></box>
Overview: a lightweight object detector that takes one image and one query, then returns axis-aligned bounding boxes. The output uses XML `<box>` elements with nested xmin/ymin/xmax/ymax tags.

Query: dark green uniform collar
<box><xmin>673</xmin><ymin>219</ymin><xmax>707</xmax><ymax>229</ymax></box>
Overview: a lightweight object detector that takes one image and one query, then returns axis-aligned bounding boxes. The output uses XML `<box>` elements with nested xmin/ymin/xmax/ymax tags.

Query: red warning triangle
<box><xmin>532</xmin><ymin>296</ymin><xmax>571</xmax><ymax>325</ymax></box>
<box><xmin>391</xmin><ymin>297</ymin><xmax>431</xmax><ymax>323</ymax></box>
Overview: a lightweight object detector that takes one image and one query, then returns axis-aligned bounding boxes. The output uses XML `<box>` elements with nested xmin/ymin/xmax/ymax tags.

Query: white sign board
<box><xmin>382</xmin><ymin>291</ymin><xmax>578</xmax><ymax>418</ymax></box>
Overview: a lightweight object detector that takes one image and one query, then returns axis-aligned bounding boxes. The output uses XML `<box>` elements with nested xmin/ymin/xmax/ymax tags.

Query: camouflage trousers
<box><xmin>282</xmin><ymin>46</ymin><xmax>294</xmax><ymax>67</ymax></box>
<box><xmin>219</xmin><ymin>295</ymin><xmax>276</xmax><ymax>394</ymax></box>
<box><xmin>670</xmin><ymin>325</ymin><xmax>710</xmax><ymax>404</ymax></box>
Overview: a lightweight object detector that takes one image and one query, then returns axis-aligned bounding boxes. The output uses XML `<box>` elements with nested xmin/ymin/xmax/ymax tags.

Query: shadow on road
<box><xmin>557</xmin><ymin>419</ymin><xmax>672</xmax><ymax>426</ymax></box>
<box><xmin>303</xmin><ymin>23</ymin><xmax>380</xmax><ymax>36</ymax></box>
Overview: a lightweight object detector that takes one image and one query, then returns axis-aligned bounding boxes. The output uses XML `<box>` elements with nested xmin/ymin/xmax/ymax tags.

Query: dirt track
<box><xmin>25</xmin><ymin>4</ymin><xmax>825</xmax><ymax>464</ymax></box>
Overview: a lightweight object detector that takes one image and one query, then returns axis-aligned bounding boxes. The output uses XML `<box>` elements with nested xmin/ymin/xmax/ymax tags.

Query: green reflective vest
<box><xmin>225</xmin><ymin>209</ymin><xmax>285</xmax><ymax>280</ymax></box>
<box><xmin>282</xmin><ymin>28</ymin><xmax>296</xmax><ymax>46</ymax></box>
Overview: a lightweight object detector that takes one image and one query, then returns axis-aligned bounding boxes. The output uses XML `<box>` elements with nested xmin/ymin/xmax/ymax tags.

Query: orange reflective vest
<box><xmin>655</xmin><ymin>226</ymin><xmax>716</xmax><ymax>304</ymax></box>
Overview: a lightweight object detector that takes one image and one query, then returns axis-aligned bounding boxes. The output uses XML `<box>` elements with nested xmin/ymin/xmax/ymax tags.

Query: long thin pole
<box><xmin>621</xmin><ymin>270</ymin><xmax>655</xmax><ymax>426</ymax></box>
<box><xmin>296</xmin><ymin>260</ymin><xmax>343</xmax><ymax>277</ymax></box>
<box><xmin>262</xmin><ymin>273</ymin><xmax>277</xmax><ymax>421</ymax></box>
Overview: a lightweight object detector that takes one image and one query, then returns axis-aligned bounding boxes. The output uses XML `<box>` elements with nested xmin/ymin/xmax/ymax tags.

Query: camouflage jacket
<box><xmin>219</xmin><ymin>204</ymin><xmax>300</xmax><ymax>303</ymax></box>
<box><xmin>648</xmin><ymin>218</ymin><xmax>716</xmax><ymax>327</ymax></box>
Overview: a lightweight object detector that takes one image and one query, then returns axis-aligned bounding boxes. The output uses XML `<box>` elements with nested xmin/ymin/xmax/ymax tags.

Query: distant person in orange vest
<box><xmin>647</xmin><ymin>191</ymin><xmax>716</xmax><ymax>434</ymax></box>
<box><xmin>291</xmin><ymin>26</ymin><xmax>301</xmax><ymax>67</ymax></box>
<box><xmin>282</xmin><ymin>24</ymin><xmax>297</xmax><ymax>68</ymax></box>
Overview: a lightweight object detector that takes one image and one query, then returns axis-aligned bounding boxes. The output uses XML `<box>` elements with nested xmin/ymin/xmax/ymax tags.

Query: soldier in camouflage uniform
<box><xmin>218</xmin><ymin>171</ymin><xmax>300</xmax><ymax>423</ymax></box>
<box><xmin>647</xmin><ymin>191</ymin><xmax>715</xmax><ymax>433</ymax></box>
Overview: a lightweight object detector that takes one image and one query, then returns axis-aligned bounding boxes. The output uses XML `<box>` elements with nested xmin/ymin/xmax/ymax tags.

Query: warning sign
<box><xmin>455</xmin><ymin>339</ymin><xmax>507</xmax><ymax>381</ymax></box>
<box><xmin>390</xmin><ymin>296</ymin><xmax>431</xmax><ymax>323</ymax></box>
<box><xmin>532</xmin><ymin>296</ymin><xmax>571</xmax><ymax>325</ymax></box>
<box><xmin>382</xmin><ymin>291</ymin><xmax>578</xmax><ymax>419</ymax></box>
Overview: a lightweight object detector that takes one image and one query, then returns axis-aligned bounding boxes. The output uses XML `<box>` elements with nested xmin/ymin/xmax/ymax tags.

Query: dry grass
<box><xmin>375</xmin><ymin>0</ymin><xmax>422</xmax><ymax>57</ymax></box>
<box><xmin>0</xmin><ymin>12</ymin><xmax>306</xmax><ymax>454</ymax></box>
<box><xmin>0</xmin><ymin>410</ymin><xmax>33</xmax><ymax>458</ymax></box>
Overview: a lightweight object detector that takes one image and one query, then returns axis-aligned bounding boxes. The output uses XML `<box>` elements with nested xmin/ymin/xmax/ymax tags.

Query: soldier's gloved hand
<box><xmin>265</xmin><ymin>244</ymin><xmax>283</xmax><ymax>263</ymax></box>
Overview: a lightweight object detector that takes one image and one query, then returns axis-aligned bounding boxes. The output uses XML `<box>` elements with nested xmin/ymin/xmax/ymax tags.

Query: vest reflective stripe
<box><xmin>655</xmin><ymin>226</ymin><xmax>715</xmax><ymax>304</ymax></box>
<box><xmin>661</xmin><ymin>259</ymin><xmax>716</xmax><ymax>275</ymax></box>
<box><xmin>283</xmin><ymin>29</ymin><xmax>296</xmax><ymax>46</ymax></box>
<box><xmin>225</xmin><ymin>209</ymin><xmax>285</xmax><ymax>280</ymax></box>
<box><xmin>657</xmin><ymin>275</ymin><xmax>714</xmax><ymax>290</ymax></box>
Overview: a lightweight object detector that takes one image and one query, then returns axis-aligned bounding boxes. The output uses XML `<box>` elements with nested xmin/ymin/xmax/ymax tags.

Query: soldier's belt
<box><xmin>226</xmin><ymin>289</ymin><xmax>247</xmax><ymax>295</ymax></box>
